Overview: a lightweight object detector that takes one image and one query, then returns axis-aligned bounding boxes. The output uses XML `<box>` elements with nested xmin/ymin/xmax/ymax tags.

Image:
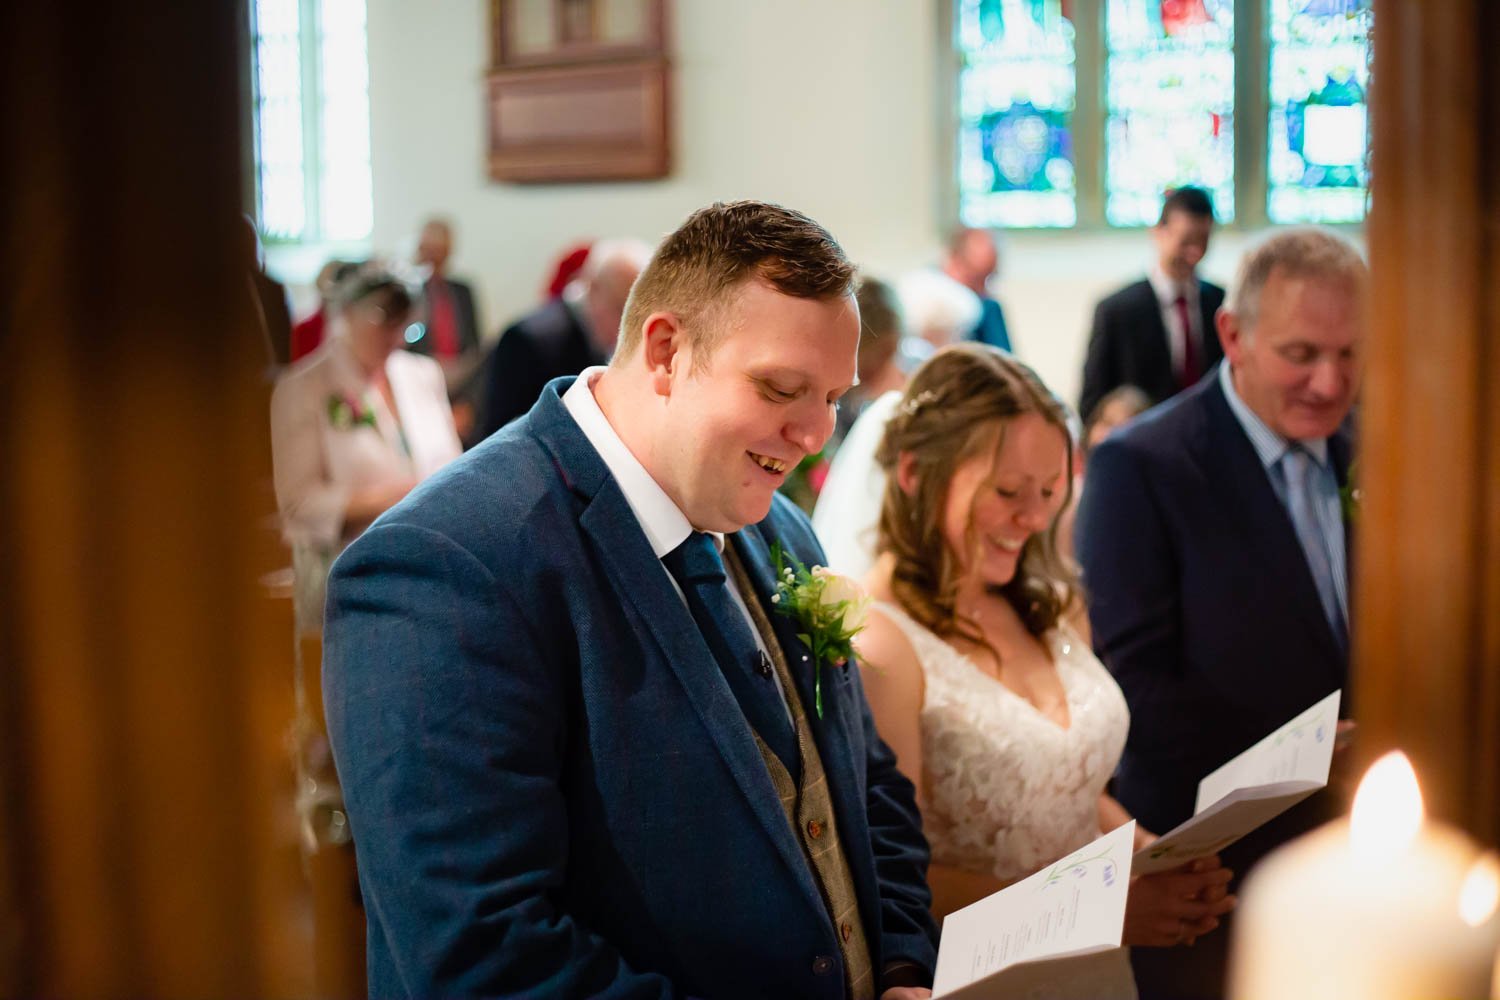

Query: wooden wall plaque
<box><xmin>487</xmin><ymin>0</ymin><xmax>671</xmax><ymax>183</ymax></box>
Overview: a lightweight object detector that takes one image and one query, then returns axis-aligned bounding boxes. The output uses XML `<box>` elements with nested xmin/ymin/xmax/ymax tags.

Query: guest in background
<box><xmin>540</xmin><ymin>241</ymin><xmax>592</xmax><ymax>300</ymax></box>
<box><xmin>743</xmin><ymin>267</ymin><xmax>913</xmax><ymax>520</ymax></box>
<box><xmin>942</xmin><ymin>226</ymin><xmax>1011</xmax><ymax>352</ymax></box>
<box><xmin>836</xmin><ymin>276</ymin><xmax>907</xmax><ymax>445</ymax></box>
<box><xmin>290</xmin><ymin>259</ymin><xmax>358</xmax><ymax>362</ymax></box>
<box><xmin>243</xmin><ymin>215</ymin><xmax>294</xmax><ymax>369</ymax></box>
<box><xmin>270</xmin><ymin>265</ymin><xmax>462</xmax><ymax>626</ymax></box>
<box><xmin>407</xmin><ymin>218</ymin><xmax>484</xmax><ymax>442</ymax></box>
<box><xmin>892</xmin><ymin>270</ymin><xmax>982</xmax><ymax>372</ymax></box>
<box><xmin>1054</xmin><ymin>384</ymin><xmax>1151</xmax><ymax>561</ymax></box>
<box><xmin>1078</xmin><ymin>186</ymin><xmax>1224</xmax><ymax>422</ymax></box>
<box><xmin>1084</xmin><ymin>385</ymin><xmax>1152</xmax><ymax>457</ymax></box>
<box><xmin>810</xmin><ymin>273</ymin><xmax>980</xmax><ymax>579</ymax></box>
<box><xmin>474</xmin><ymin>238</ymin><xmax>651</xmax><ymax>439</ymax></box>
<box><xmin>853</xmin><ymin>346</ymin><xmax>1233</xmax><ymax>996</ymax></box>
<box><xmin>408</xmin><ymin>217</ymin><xmax>481</xmax><ymax>365</ymax></box>
<box><xmin>1077</xmin><ymin>229</ymin><xmax>1366</xmax><ymax>999</ymax></box>
<box><xmin>779</xmin><ymin>276</ymin><xmax>910</xmax><ymax>516</ymax></box>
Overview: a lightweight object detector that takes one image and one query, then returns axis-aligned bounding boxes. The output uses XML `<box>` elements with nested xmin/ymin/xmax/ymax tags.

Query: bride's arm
<box><xmin>857</xmin><ymin>609</ymin><xmax>1007</xmax><ymax>918</ymax></box>
<box><xmin>854</xmin><ymin>609</ymin><xmax>927</xmax><ymax>803</ymax></box>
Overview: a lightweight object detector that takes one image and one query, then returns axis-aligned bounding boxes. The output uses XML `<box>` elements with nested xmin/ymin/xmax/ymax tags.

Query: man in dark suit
<box><xmin>322</xmin><ymin>201</ymin><xmax>939</xmax><ymax>998</ymax></box>
<box><xmin>1079</xmin><ymin>186</ymin><xmax>1224</xmax><ymax>423</ymax></box>
<box><xmin>1076</xmin><ymin>228</ymin><xmax>1367</xmax><ymax>999</ymax></box>
<box><xmin>408</xmin><ymin>217</ymin><xmax>481</xmax><ymax>363</ymax></box>
<box><xmin>474</xmin><ymin>238</ymin><xmax>651</xmax><ymax>440</ymax></box>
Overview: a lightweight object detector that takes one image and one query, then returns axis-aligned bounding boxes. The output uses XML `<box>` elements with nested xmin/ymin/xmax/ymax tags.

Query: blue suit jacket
<box><xmin>323</xmin><ymin>378</ymin><xmax>937</xmax><ymax>998</ymax></box>
<box><xmin>1075</xmin><ymin>373</ymin><xmax>1352</xmax><ymax>850</ymax></box>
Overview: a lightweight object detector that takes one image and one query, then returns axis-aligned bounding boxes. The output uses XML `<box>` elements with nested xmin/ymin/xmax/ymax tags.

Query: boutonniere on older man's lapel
<box><xmin>1339</xmin><ymin>459</ymin><xmax>1362</xmax><ymax>522</ymax></box>
<box><xmin>327</xmin><ymin>392</ymin><xmax>377</xmax><ymax>431</ymax></box>
<box><xmin>769</xmin><ymin>543</ymin><xmax>871</xmax><ymax>719</ymax></box>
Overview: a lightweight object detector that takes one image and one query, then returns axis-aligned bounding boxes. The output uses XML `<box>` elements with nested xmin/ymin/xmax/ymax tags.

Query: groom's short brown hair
<box><xmin>615</xmin><ymin>200</ymin><xmax>856</xmax><ymax>365</ymax></box>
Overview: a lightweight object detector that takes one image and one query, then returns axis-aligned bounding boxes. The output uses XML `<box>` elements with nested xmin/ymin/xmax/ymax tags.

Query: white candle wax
<box><xmin>1229</xmin><ymin>754</ymin><xmax>1500</xmax><ymax>999</ymax></box>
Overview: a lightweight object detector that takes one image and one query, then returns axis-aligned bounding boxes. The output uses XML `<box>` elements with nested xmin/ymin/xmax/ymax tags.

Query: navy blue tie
<box><xmin>662</xmin><ymin>533</ymin><xmax>799</xmax><ymax>779</ymax></box>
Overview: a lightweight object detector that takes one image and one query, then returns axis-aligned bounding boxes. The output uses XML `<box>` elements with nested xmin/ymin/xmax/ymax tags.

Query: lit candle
<box><xmin>1230</xmin><ymin>752</ymin><xmax>1500</xmax><ymax>999</ymax></box>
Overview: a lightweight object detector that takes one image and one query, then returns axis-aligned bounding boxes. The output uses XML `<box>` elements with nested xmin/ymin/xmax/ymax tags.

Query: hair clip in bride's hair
<box><xmin>901</xmin><ymin>389</ymin><xmax>939</xmax><ymax>417</ymax></box>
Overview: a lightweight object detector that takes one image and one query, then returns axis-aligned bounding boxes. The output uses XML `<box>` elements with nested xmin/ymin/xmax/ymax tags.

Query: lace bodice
<box><xmin>873</xmin><ymin>601</ymin><xmax>1130</xmax><ymax>885</ymax></box>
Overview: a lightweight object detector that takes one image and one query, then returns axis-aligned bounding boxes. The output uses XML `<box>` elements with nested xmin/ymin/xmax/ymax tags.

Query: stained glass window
<box><xmin>956</xmin><ymin>0</ymin><xmax>1078</xmax><ymax>229</ymax></box>
<box><xmin>1104</xmin><ymin>0</ymin><xmax>1236</xmax><ymax>226</ymax></box>
<box><xmin>1267</xmin><ymin>0</ymin><xmax>1371</xmax><ymax>223</ymax></box>
<box><xmin>252</xmin><ymin>0</ymin><xmax>373</xmax><ymax>243</ymax></box>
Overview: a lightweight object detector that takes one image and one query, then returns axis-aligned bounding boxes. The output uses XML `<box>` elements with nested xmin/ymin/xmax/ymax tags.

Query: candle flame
<box><xmin>1349</xmin><ymin>751</ymin><xmax>1424</xmax><ymax>859</ymax></box>
<box><xmin>1459</xmin><ymin>853</ymin><xmax>1500</xmax><ymax>928</ymax></box>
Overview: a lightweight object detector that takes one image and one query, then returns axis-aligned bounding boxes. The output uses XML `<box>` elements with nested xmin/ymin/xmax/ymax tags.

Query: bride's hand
<box><xmin>1122</xmin><ymin>856</ymin><xmax>1236</xmax><ymax>948</ymax></box>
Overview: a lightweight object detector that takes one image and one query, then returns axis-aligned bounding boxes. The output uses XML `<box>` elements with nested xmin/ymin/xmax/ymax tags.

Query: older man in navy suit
<box><xmin>323</xmin><ymin>201</ymin><xmax>938</xmax><ymax>998</ymax></box>
<box><xmin>1076</xmin><ymin>228</ymin><xmax>1366</xmax><ymax>999</ymax></box>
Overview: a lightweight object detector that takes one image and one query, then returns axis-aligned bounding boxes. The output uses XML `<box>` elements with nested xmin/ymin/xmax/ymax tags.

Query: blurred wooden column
<box><xmin>1358</xmin><ymin>0</ymin><xmax>1500</xmax><ymax>846</ymax></box>
<box><xmin>0</xmin><ymin>3</ymin><xmax>314</xmax><ymax>997</ymax></box>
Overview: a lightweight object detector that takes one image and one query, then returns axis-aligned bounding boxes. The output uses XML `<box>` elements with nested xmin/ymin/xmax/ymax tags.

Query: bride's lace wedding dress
<box><xmin>874</xmin><ymin>600</ymin><xmax>1139</xmax><ymax>997</ymax></box>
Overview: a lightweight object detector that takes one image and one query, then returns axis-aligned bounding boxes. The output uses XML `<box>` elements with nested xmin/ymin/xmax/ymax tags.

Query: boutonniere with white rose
<box><xmin>769</xmin><ymin>543</ymin><xmax>871</xmax><ymax>719</ymax></box>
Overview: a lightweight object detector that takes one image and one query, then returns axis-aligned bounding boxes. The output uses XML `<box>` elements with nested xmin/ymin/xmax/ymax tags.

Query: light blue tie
<box><xmin>1282</xmin><ymin>446</ymin><xmax>1348</xmax><ymax>650</ymax></box>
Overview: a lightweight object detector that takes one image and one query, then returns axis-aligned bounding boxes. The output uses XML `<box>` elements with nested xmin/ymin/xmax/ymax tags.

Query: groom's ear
<box><xmin>642</xmin><ymin>311</ymin><xmax>685</xmax><ymax>397</ymax></box>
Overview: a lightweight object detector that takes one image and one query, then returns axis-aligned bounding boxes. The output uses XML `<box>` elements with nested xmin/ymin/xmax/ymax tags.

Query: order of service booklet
<box><xmin>1131</xmin><ymin>689</ymin><xmax>1342</xmax><ymax>877</ymax></box>
<box><xmin>932</xmin><ymin>821</ymin><xmax>1136</xmax><ymax>1000</ymax></box>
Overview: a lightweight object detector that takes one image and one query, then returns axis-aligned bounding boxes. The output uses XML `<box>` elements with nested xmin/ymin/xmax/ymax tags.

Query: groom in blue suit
<box><xmin>1077</xmin><ymin>228</ymin><xmax>1367</xmax><ymax>999</ymax></box>
<box><xmin>323</xmin><ymin>201</ymin><xmax>939</xmax><ymax>998</ymax></box>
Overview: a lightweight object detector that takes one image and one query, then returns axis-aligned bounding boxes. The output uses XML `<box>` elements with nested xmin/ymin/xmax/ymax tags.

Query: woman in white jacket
<box><xmin>271</xmin><ymin>266</ymin><xmax>461</xmax><ymax>627</ymax></box>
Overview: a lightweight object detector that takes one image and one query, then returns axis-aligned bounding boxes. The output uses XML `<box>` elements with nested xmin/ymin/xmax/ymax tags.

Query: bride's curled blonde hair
<box><xmin>875</xmin><ymin>343</ymin><xmax>1078</xmax><ymax>646</ymax></box>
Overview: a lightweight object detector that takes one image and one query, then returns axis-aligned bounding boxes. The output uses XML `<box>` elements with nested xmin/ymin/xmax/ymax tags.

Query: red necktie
<box><xmin>428</xmin><ymin>278</ymin><xmax>459</xmax><ymax>358</ymax></box>
<box><xmin>1175</xmin><ymin>293</ymin><xmax>1198</xmax><ymax>389</ymax></box>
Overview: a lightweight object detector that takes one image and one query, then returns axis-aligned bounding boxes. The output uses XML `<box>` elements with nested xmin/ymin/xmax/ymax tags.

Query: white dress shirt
<box><xmin>1148</xmin><ymin>264</ymin><xmax>1203</xmax><ymax>381</ymax></box>
<box><xmin>563</xmin><ymin>368</ymin><xmax>792</xmax><ymax>717</ymax></box>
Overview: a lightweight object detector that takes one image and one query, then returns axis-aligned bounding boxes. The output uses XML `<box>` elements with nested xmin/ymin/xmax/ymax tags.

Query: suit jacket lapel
<box><xmin>527</xmin><ymin>388</ymin><xmax>824</xmax><ymax>909</ymax></box>
<box><xmin>1130</xmin><ymin>282</ymin><xmax>1174</xmax><ymax>398</ymax></box>
<box><xmin>1329</xmin><ymin>425</ymin><xmax>1356</xmax><ymax>626</ymax></box>
<box><xmin>1193</xmin><ymin>380</ymin><xmax>1345</xmax><ymax>672</ymax></box>
<box><xmin>729</xmin><ymin>524</ymin><xmax>876</xmax><ymax>890</ymax></box>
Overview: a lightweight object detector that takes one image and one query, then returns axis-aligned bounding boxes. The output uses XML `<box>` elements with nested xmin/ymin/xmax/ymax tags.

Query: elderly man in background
<box><xmin>1076</xmin><ymin>228</ymin><xmax>1366</xmax><ymax>999</ymax></box>
<box><xmin>941</xmin><ymin>225</ymin><xmax>1011</xmax><ymax>352</ymax></box>
<box><xmin>1078</xmin><ymin>185</ymin><xmax>1224</xmax><ymax>423</ymax></box>
<box><xmin>409</xmin><ymin>217</ymin><xmax>482</xmax><ymax>366</ymax></box>
<box><xmin>474</xmin><ymin>237</ymin><xmax>652</xmax><ymax>440</ymax></box>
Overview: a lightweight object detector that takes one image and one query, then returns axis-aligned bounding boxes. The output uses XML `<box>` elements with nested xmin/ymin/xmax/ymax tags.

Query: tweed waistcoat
<box><xmin>724</xmin><ymin>546</ymin><xmax>874</xmax><ymax>1000</ymax></box>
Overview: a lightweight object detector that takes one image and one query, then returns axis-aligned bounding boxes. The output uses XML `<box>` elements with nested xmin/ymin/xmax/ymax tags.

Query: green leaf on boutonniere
<box><xmin>327</xmin><ymin>392</ymin><xmax>377</xmax><ymax>431</ymax></box>
<box><xmin>770</xmin><ymin>541</ymin><xmax>872</xmax><ymax>719</ymax></box>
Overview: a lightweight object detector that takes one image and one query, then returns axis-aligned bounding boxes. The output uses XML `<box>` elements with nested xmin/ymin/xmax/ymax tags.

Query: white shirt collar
<box><xmin>1148</xmin><ymin>263</ymin><xmax>1199</xmax><ymax>307</ymax></box>
<box><xmin>562</xmin><ymin>367</ymin><xmax>723</xmax><ymax>557</ymax></box>
<box><xmin>1217</xmin><ymin>361</ymin><xmax>1329</xmax><ymax>468</ymax></box>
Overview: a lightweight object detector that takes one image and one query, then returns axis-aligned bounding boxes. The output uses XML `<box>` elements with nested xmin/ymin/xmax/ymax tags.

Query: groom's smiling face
<box><xmin>656</xmin><ymin>279</ymin><xmax>859</xmax><ymax>533</ymax></box>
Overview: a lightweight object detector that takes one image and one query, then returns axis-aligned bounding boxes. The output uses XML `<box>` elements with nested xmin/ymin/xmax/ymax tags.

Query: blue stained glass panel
<box><xmin>956</xmin><ymin>0</ymin><xmax>1077</xmax><ymax>228</ymax></box>
<box><xmin>1267</xmin><ymin>0</ymin><xmax>1371</xmax><ymax>223</ymax></box>
<box><xmin>1104</xmin><ymin>0</ymin><xmax>1236</xmax><ymax>226</ymax></box>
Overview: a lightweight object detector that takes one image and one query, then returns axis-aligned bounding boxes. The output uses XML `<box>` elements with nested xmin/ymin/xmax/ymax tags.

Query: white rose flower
<box><xmin>812</xmin><ymin>566</ymin><xmax>871</xmax><ymax>635</ymax></box>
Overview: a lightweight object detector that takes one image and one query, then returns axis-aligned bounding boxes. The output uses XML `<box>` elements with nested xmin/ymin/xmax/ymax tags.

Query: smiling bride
<box><xmin>852</xmin><ymin>345</ymin><xmax>1236</xmax><ymax>987</ymax></box>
